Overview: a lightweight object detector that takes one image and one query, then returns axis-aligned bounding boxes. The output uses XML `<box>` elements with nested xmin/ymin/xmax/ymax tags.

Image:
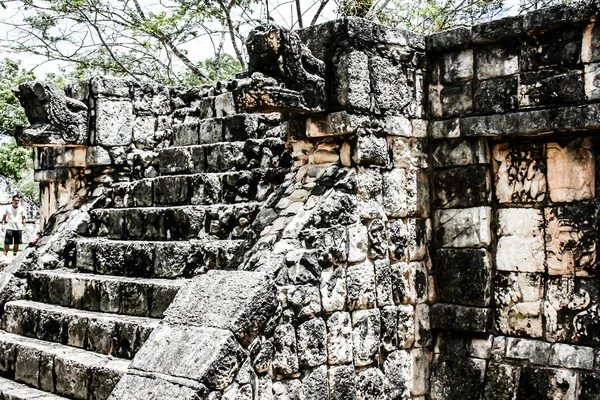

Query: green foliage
<box><xmin>0</xmin><ymin>138</ymin><xmax>31</xmax><ymax>182</ymax></box>
<box><xmin>0</xmin><ymin>58</ymin><xmax>35</xmax><ymax>136</ymax></box>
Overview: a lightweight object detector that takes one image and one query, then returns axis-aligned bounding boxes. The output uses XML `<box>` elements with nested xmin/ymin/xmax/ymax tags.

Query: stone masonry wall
<box><xmin>427</xmin><ymin>5</ymin><xmax>600</xmax><ymax>400</ymax></box>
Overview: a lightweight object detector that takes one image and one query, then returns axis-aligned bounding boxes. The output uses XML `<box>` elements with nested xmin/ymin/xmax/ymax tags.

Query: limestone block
<box><xmin>549</xmin><ymin>343</ymin><xmax>594</xmax><ymax>370</ymax></box>
<box><xmin>496</xmin><ymin>208</ymin><xmax>545</xmax><ymax>273</ymax></box>
<box><xmin>351</xmin><ymin>309</ymin><xmax>381</xmax><ymax>367</ymax></box>
<box><xmin>505</xmin><ymin>337</ymin><xmax>550</xmax><ymax>365</ymax></box>
<box><xmin>371</xmin><ymin>56</ymin><xmax>412</xmax><ymax>113</ymax></box>
<box><xmin>476</xmin><ymin>43</ymin><xmax>519</xmax><ymax>80</ymax></box>
<box><xmin>154</xmin><ymin>176</ymin><xmax>189</xmax><ymax>205</ymax></box>
<box><xmin>353</xmin><ymin>133</ymin><xmax>389</xmax><ymax>166</ymax></box>
<box><xmin>320</xmin><ymin>267</ymin><xmax>347</xmax><ymax>312</ymax></box>
<box><xmin>86</xmin><ymin>146</ymin><xmax>112</xmax><ymax>166</ymax></box>
<box><xmin>287</xmin><ymin>285</ymin><xmax>322</xmax><ymax>318</ymax></box>
<box><xmin>432</xmin><ymin>138</ymin><xmax>488</xmax><ymax>167</ymax></box>
<box><xmin>545</xmin><ymin>204</ymin><xmax>597</xmax><ymax>277</ymax></box>
<box><xmin>430</xmin><ymin>356</ymin><xmax>486</xmax><ymax>400</ymax></box>
<box><xmin>433</xmin><ymin>165</ymin><xmax>491</xmax><ymax>208</ymax></box>
<box><xmin>585</xmin><ymin>63</ymin><xmax>600</xmax><ymax>100</ymax></box>
<box><xmin>411</xmin><ymin>348</ymin><xmax>430</xmax><ymax>396</ymax></box>
<box><xmin>296</xmin><ymin>318</ymin><xmax>327</xmax><ymax>368</ymax></box>
<box><xmin>483</xmin><ymin>363</ymin><xmax>521</xmax><ymax>400</ymax></box>
<box><xmin>473</xmin><ymin>76</ymin><xmax>518</xmax><ymax>114</ymax></box>
<box><xmin>388</xmin><ymin>218</ymin><xmax>430</xmax><ymax>262</ymax></box>
<box><xmin>54</xmin><ymin>356</ymin><xmax>90</xmax><ymax>398</ymax></box>
<box><xmin>346</xmin><ymin>260</ymin><xmax>377</xmax><ymax>311</ymax></box>
<box><xmin>494</xmin><ymin>272</ymin><xmax>544</xmax><ymax>338</ymax></box>
<box><xmin>173</xmin><ymin>123</ymin><xmax>199</xmax><ymax>146</ymax></box>
<box><xmin>434</xmin><ymin>248</ymin><xmax>492</xmax><ymax>307</ymax></box>
<box><xmin>95</xmin><ymin>98</ymin><xmax>133</xmax><ymax>146</ymax></box>
<box><xmin>383</xmin><ymin>168</ymin><xmax>428</xmax><ymax>218</ymax></box>
<box><xmin>273</xmin><ymin>323</ymin><xmax>299</xmax><ymax>375</ymax></box>
<box><xmin>356</xmin><ymin>368</ymin><xmax>386</xmax><ymax>400</ymax></box>
<box><xmin>159</xmin><ymin>148</ymin><xmax>191</xmax><ymax>175</ymax></box>
<box><xmin>347</xmin><ymin>223</ymin><xmax>368</xmax><ymax>263</ymax></box>
<box><xmin>326</xmin><ymin>311</ymin><xmax>353</xmax><ymax>365</ymax></box>
<box><xmin>306</xmin><ymin>112</ymin><xmax>354</xmax><ymax>138</ymax></box>
<box><xmin>441</xmin><ymin>50</ymin><xmax>474</xmax><ymax>83</ymax></box>
<box><xmin>356</xmin><ymin>167</ymin><xmax>384</xmax><ymax>219</ymax></box>
<box><xmin>430</xmin><ymin>304</ymin><xmax>491</xmax><ymax>333</ymax></box>
<box><xmin>15</xmin><ymin>347</ymin><xmax>40</xmax><ymax>388</ymax></box>
<box><xmin>441</xmin><ymin>84</ymin><xmax>473</xmax><ymax>118</ymax></box>
<box><xmin>519</xmin><ymin>70</ymin><xmax>584</xmax><ymax>109</ymax></box>
<box><xmin>164</xmin><ymin>270</ymin><xmax>278</xmax><ymax>346</ymax></box>
<box><xmin>381</xmin><ymin>306</ymin><xmax>398</xmax><ymax>351</ymax></box>
<box><xmin>398</xmin><ymin>304</ymin><xmax>415</xmax><ymax>349</ymax></box>
<box><xmin>545</xmin><ymin>276</ymin><xmax>600</xmax><ymax>345</ymax></box>
<box><xmin>328</xmin><ymin>365</ymin><xmax>356</xmax><ymax>400</ymax></box>
<box><xmin>91</xmin><ymin>76</ymin><xmax>130</xmax><ymax>97</ymax></box>
<box><xmin>434</xmin><ymin>207</ymin><xmax>492</xmax><ymax>248</ymax></box>
<box><xmin>335</xmin><ymin>50</ymin><xmax>371</xmax><ymax>112</ymax></box>
<box><xmin>214</xmin><ymin>93</ymin><xmax>235</xmax><ymax>117</ymax></box>
<box><xmin>384</xmin><ymin>115</ymin><xmax>412</xmax><ymax>137</ymax></box>
<box><xmin>415</xmin><ymin>304</ymin><xmax>432</xmax><ymax>347</ymax></box>
<box><xmin>272</xmin><ymin>379</ymin><xmax>304</xmax><ymax>399</ymax></box>
<box><xmin>132</xmin><ymin>115</ymin><xmax>157</xmax><ymax>149</ymax></box>
<box><xmin>547</xmin><ymin>137</ymin><xmax>595</xmax><ymax>202</ymax></box>
<box><xmin>389</xmin><ymin>137</ymin><xmax>427</xmax><ymax>169</ymax></box>
<box><xmin>374</xmin><ymin>259</ymin><xmax>393</xmax><ymax>307</ymax></box>
<box><xmin>302</xmin><ymin>366</ymin><xmax>328</xmax><ymax>400</ymax></box>
<box><xmin>492</xmin><ymin>142</ymin><xmax>546</xmax><ymax>203</ymax></box>
<box><xmin>583</xmin><ymin>22</ymin><xmax>600</xmax><ymax>63</ymax></box>
<box><xmin>391</xmin><ymin>262</ymin><xmax>417</xmax><ymax>305</ymax></box>
<box><xmin>199</xmin><ymin>119</ymin><xmax>224</xmax><ymax>144</ymax></box>
<box><xmin>517</xmin><ymin>367</ymin><xmax>577</xmax><ymax>400</ymax></box>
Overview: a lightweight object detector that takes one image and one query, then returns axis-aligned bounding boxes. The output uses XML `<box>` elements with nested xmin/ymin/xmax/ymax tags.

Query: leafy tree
<box><xmin>0</xmin><ymin>138</ymin><xmax>30</xmax><ymax>182</ymax></box>
<box><xmin>0</xmin><ymin>58</ymin><xmax>35</xmax><ymax>136</ymax></box>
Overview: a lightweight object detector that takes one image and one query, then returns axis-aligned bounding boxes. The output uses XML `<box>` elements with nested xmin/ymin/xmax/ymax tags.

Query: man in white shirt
<box><xmin>2</xmin><ymin>195</ymin><xmax>27</xmax><ymax>257</ymax></box>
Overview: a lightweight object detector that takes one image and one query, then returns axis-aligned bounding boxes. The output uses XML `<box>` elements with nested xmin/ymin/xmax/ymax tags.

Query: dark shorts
<box><xmin>4</xmin><ymin>229</ymin><xmax>22</xmax><ymax>245</ymax></box>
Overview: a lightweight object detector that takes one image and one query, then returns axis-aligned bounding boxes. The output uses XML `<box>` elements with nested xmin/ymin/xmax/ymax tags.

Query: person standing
<box><xmin>2</xmin><ymin>194</ymin><xmax>27</xmax><ymax>257</ymax></box>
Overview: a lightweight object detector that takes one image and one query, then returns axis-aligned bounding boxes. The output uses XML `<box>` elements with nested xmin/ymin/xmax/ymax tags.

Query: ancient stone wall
<box><xmin>427</xmin><ymin>5</ymin><xmax>600</xmax><ymax>399</ymax></box>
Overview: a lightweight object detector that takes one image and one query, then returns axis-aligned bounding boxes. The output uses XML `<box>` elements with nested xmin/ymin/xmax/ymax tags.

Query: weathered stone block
<box><xmin>287</xmin><ymin>285</ymin><xmax>322</xmax><ymax>318</ymax></box>
<box><xmin>371</xmin><ymin>56</ymin><xmax>412</xmax><ymax>113</ymax></box>
<box><xmin>110</xmin><ymin>374</ymin><xmax>206</xmax><ymax>400</ymax></box>
<box><xmin>430</xmin><ymin>304</ymin><xmax>491</xmax><ymax>333</ymax></box>
<box><xmin>432</xmin><ymin>138</ymin><xmax>488</xmax><ymax>167</ymax></box>
<box><xmin>303</xmin><ymin>365</ymin><xmax>328</xmax><ymax>400</ymax></box>
<box><xmin>492</xmin><ymin>142</ymin><xmax>546</xmax><ymax>203</ymax></box>
<box><xmin>388</xmin><ymin>218</ymin><xmax>430</xmax><ymax>262</ymax></box>
<box><xmin>441</xmin><ymin>84</ymin><xmax>473</xmax><ymax>118</ymax></box>
<box><xmin>521</xmin><ymin>24</ymin><xmax>582</xmax><ymax>70</ymax></box>
<box><xmin>346</xmin><ymin>260</ymin><xmax>376</xmax><ymax>311</ymax></box>
<box><xmin>585</xmin><ymin>62</ymin><xmax>600</xmax><ymax>100</ymax></box>
<box><xmin>328</xmin><ymin>365</ymin><xmax>356</xmax><ymax>400</ymax></box>
<box><xmin>473</xmin><ymin>76</ymin><xmax>518</xmax><ymax>114</ymax></box>
<box><xmin>545</xmin><ymin>276</ymin><xmax>600</xmax><ymax>345</ymax></box>
<box><xmin>441</xmin><ymin>50</ymin><xmax>474</xmax><ymax>83</ymax></box>
<box><xmin>165</xmin><ymin>271</ymin><xmax>278</xmax><ymax>346</ymax></box>
<box><xmin>154</xmin><ymin>176</ymin><xmax>188</xmax><ymax>205</ymax></box>
<box><xmin>273</xmin><ymin>323</ymin><xmax>299</xmax><ymax>375</ymax></box>
<box><xmin>383</xmin><ymin>168</ymin><xmax>428</xmax><ymax>218</ymax></box>
<box><xmin>433</xmin><ymin>165</ymin><xmax>491</xmax><ymax>208</ymax></box>
<box><xmin>374</xmin><ymin>259</ymin><xmax>393</xmax><ymax>307</ymax></box>
<box><xmin>496</xmin><ymin>208</ymin><xmax>545</xmax><ymax>273</ymax></box>
<box><xmin>327</xmin><ymin>311</ymin><xmax>353</xmax><ymax>365</ymax></box>
<box><xmin>95</xmin><ymin>98</ymin><xmax>133</xmax><ymax>146</ymax></box>
<box><xmin>353</xmin><ymin>133</ymin><xmax>389</xmax><ymax>167</ymax></box>
<box><xmin>320</xmin><ymin>267</ymin><xmax>347</xmax><ymax>312</ymax></box>
<box><xmin>173</xmin><ymin>123</ymin><xmax>199</xmax><ymax>146</ymax></box>
<box><xmin>356</xmin><ymin>168</ymin><xmax>383</xmax><ymax>219</ymax></box>
<box><xmin>476</xmin><ymin>42</ymin><xmax>519</xmax><ymax>79</ymax></box>
<box><xmin>494</xmin><ymin>272</ymin><xmax>544</xmax><ymax>338</ymax></box>
<box><xmin>547</xmin><ymin>137</ymin><xmax>595</xmax><ymax>202</ymax></box>
<box><xmin>348</xmin><ymin>223</ymin><xmax>368</xmax><ymax>263</ymax></box>
<box><xmin>434</xmin><ymin>206</ymin><xmax>492</xmax><ymax>248</ymax></box>
<box><xmin>391</xmin><ymin>262</ymin><xmax>417</xmax><ymax>306</ymax></box>
<box><xmin>352</xmin><ymin>309</ymin><xmax>381</xmax><ymax>367</ymax></box>
<box><xmin>549</xmin><ymin>343</ymin><xmax>594</xmax><ymax>369</ymax></box>
<box><xmin>519</xmin><ymin>70</ymin><xmax>584</xmax><ymax>108</ymax></box>
<box><xmin>430</xmin><ymin>355</ymin><xmax>486</xmax><ymax>400</ymax></box>
<box><xmin>545</xmin><ymin>204</ymin><xmax>597</xmax><ymax>277</ymax></box>
<box><xmin>434</xmin><ymin>248</ymin><xmax>492</xmax><ymax>307</ymax></box>
<box><xmin>296</xmin><ymin>318</ymin><xmax>327</xmax><ymax>368</ymax></box>
<box><xmin>214</xmin><ymin>92</ymin><xmax>235</xmax><ymax>117</ymax></box>
<box><xmin>384</xmin><ymin>350</ymin><xmax>412</xmax><ymax>398</ymax></box>
<box><xmin>517</xmin><ymin>366</ymin><xmax>577</xmax><ymax>400</ymax></box>
<box><xmin>483</xmin><ymin>362</ymin><xmax>521</xmax><ymax>400</ymax></box>
<box><xmin>356</xmin><ymin>368</ymin><xmax>386</xmax><ymax>400</ymax></box>
<box><xmin>335</xmin><ymin>50</ymin><xmax>371</xmax><ymax>112</ymax></box>
<box><xmin>506</xmin><ymin>337</ymin><xmax>550</xmax><ymax>365</ymax></box>
<box><xmin>132</xmin><ymin>115</ymin><xmax>157</xmax><ymax>149</ymax></box>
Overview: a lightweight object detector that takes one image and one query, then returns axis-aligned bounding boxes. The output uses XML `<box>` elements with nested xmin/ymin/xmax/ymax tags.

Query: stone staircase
<box><xmin>0</xmin><ymin>114</ymin><xmax>286</xmax><ymax>399</ymax></box>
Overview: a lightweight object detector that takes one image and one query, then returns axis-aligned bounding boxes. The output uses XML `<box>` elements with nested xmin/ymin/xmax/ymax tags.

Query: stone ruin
<box><xmin>0</xmin><ymin>3</ymin><xmax>599</xmax><ymax>399</ymax></box>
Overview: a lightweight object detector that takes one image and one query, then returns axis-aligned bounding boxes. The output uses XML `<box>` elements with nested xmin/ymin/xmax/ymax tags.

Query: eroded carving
<box><xmin>13</xmin><ymin>81</ymin><xmax>88</xmax><ymax>146</ymax></box>
<box><xmin>233</xmin><ymin>24</ymin><xmax>326</xmax><ymax>113</ymax></box>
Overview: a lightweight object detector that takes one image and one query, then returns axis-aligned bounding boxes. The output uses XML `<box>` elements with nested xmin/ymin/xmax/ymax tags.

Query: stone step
<box><xmin>109</xmin><ymin>168</ymin><xmax>287</xmax><ymax>208</ymax></box>
<box><xmin>0</xmin><ymin>330</ymin><xmax>129</xmax><ymax>400</ymax></box>
<box><xmin>2</xmin><ymin>301</ymin><xmax>159</xmax><ymax>360</ymax></box>
<box><xmin>158</xmin><ymin>138</ymin><xmax>286</xmax><ymax>175</ymax></box>
<box><xmin>27</xmin><ymin>270</ymin><xmax>185</xmax><ymax>318</ymax></box>
<box><xmin>172</xmin><ymin>114</ymin><xmax>280</xmax><ymax>147</ymax></box>
<box><xmin>87</xmin><ymin>202</ymin><xmax>260</xmax><ymax>241</ymax></box>
<box><xmin>0</xmin><ymin>375</ymin><xmax>67</xmax><ymax>399</ymax></box>
<box><xmin>76</xmin><ymin>239</ymin><xmax>248</xmax><ymax>278</ymax></box>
